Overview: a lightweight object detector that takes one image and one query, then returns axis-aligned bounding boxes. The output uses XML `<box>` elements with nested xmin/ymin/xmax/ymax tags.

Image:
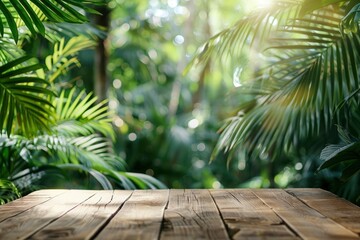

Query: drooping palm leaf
<box><xmin>319</xmin><ymin>142</ymin><xmax>360</xmax><ymax>181</ymax></box>
<box><xmin>186</xmin><ymin>0</ymin><xmax>303</xmax><ymax>73</ymax></box>
<box><xmin>199</xmin><ymin>1</ymin><xmax>360</xmax><ymax>163</ymax></box>
<box><xmin>57</xmin><ymin>164</ymin><xmax>113</xmax><ymax>189</ymax></box>
<box><xmin>25</xmin><ymin>134</ymin><xmax>166</xmax><ymax>190</ymax></box>
<box><xmin>318</xmin><ymin>125</ymin><xmax>360</xmax><ymax>181</ymax></box>
<box><xmin>0</xmin><ymin>56</ymin><xmax>54</xmax><ymax>136</ymax></box>
<box><xmin>0</xmin><ymin>0</ymin><xmax>102</xmax><ymax>42</ymax></box>
<box><xmin>44</xmin><ymin>22</ymin><xmax>106</xmax><ymax>42</ymax></box>
<box><xmin>121</xmin><ymin>172</ymin><xmax>167</xmax><ymax>189</ymax></box>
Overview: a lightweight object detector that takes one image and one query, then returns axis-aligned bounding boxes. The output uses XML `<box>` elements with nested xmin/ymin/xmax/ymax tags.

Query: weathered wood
<box><xmin>253</xmin><ymin>189</ymin><xmax>360</xmax><ymax>240</ymax></box>
<box><xmin>0</xmin><ymin>190</ymin><xmax>95</xmax><ymax>240</ymax></box>
<box><xmin>95</xmin><ymin>189</ymin><xmax>169</xmax><ymax>240</ymax></box>
<box><xmin>232</xmin><ymin>224</ymin><xmax>300</xmax><ymax>240</ymax></box>
<box><xmin>287</xmin><ymin>188</ymin><xmax>360</xmax><ymax>235</ymax></box>
<box><xmin>0</xmin><ymin>190</ymin><xmax>66</xmax><ymax>223</ymax></box>
<box><xmin>160</xmin><ymin>189</ymin><xmax>229</xmax><ymax>240</ymax></box>
<box><xmin>29</xmin><ymin>190</ymin><xmax>132</xmax><ymax>240</ymax></box>
<box><xmin>211</xmin><ymin>189</ymin><xmax>297</xmax><ymax>239</ymax></box>
<box><xmin>0</xmin><ymin>188</ymin><xmax>359</xmax><ymax>239</ymax></box>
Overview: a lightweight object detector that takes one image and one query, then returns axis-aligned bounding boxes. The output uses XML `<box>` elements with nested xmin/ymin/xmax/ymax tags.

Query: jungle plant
<box><xmin>0</xmin><ymin>0</ymin><xmax>166</xmax><ymax>204</ymax></box>
<box><xmin>190</xmin><ymin>0</ymin><xmax>360</xmax><ymax>201</ymax></box>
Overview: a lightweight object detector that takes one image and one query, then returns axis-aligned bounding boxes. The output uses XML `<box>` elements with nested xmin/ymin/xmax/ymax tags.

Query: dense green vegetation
<box><xmin>0</xmin><ymin>0</ymin><xmax>360</xmax><ymax>205</ymax></box>
<box><xmin>0</xmin><ymin>0</ymin><xmax>165</xmax><ymax>204</ymax></box>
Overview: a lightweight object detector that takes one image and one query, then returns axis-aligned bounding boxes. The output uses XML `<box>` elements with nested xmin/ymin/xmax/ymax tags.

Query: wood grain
<box><xmin>0</xmin><ymin>190</ymin><xmax>95</xmax><ymax>240</ymax></box>
<box><xmin>0</xmin><ymin>188</ymin><xmax>359</xmax><ymax>239</ymax></box>
<box><xmin>95</xmin><ymin>189</ymin><xmax>169</xmax><ymax>240</ymax></box>
<box><xmin>211</xmin><ymin>189</ymin><xmax>297</xmax><ymax>239</ymax></box>
<box><xmin>253</xmin><ymin>189</ymin><xmax>360</xmax><ymax>240</ymax></box>
<box><xmin>29</xmin><ymin>190</ymin><xmax>132</xmax><ymax>240</ymax></box>
<box><xmin>287</xmin><ymin>188</ymin><xmax>360</xmax><ymax>235</ymax></box>
<box><xmin>160</xmin><ymin>189</ymin><xmax>229</xmax><ymax>240</ymax></box>
<box><xmin>232</xmin><ymin>224</ymin><xmax>300</xmax><ymax>240</ymax></box>
<box><xmin>0</xmin><ymin>190</ymin><xmax>66</xmax><ymax>223</ymax></box>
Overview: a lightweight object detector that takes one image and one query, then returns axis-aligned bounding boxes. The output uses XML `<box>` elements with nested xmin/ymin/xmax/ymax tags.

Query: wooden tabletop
<box><xmin>0</xmin><ymin>188</ymin><xmax>359</xmax><ymax>240</ymax></box>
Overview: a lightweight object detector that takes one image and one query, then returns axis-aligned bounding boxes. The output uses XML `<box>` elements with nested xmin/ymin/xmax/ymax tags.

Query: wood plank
<box><xmin>232</xmin><ymin>224</ymin><xmax>300</xmax><ymax>240</ymax></box>
<box><xmin>160</xmin><ymin>189</ymin><xmax>229</xmax><ymax>240</ymax></box>
<box><xmin>0</xmin><ymin>190</ymin><xmax>66</xmax><ymax>223</ymax></box>
<box><xmin>287</xmin><ymin>188</ymin><xmax>360</xmax><ymax>235</ymax></box>
<box><xmin>0</xmin><ymin>190</ymin><xmax>96</xmax><ymax>240</ymax></box>
<box><xmin>95</xmin><ymin>189</ymin><xmax>169</xmax><ymax>240</ymax></box>
<box><xmin>253</xmin><ymin>189</ymin><xmax>360</xmax><ymax>240</ymax></box>
<box><xmin>29</xmin><ymin>190</ymin><xmax>132</xmax><ymax>240</ymax></box>
<box><xmin>211</xmin><ymin>189</ymin><xmax>297</xmax><ymax>239</ymax></box>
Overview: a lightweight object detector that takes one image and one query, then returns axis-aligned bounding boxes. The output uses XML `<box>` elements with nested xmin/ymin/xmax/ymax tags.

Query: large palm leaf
<box><xmin>0</xmin><ymin>0</ymin><xmax>102</xmax><ymax>42</ymax></box>
<box><xmin>190</xmin><ymin>1</ymin><xmax>360</xmax><ymax>161</ymax></box>
<box><xmin>0</xmin><ymin>56</ymin><xmax>54</xmax><ymax>136</ymax></box>
<box><xmin>0</xmin><ymin>36</ymin><xmax>96</xmax><ymax>136</ymax></box>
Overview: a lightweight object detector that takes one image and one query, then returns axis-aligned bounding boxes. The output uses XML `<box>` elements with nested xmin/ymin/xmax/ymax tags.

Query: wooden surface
<box><xmin>0</xmin><ymin>189</ymin><xmax>359</xmax><ymax>240</ymax></box>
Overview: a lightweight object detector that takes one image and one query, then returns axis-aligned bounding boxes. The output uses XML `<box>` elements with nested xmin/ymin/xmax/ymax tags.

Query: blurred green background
<box><xmin>88</xmin><ymin>0</ymin><xmax>360</xmax><ymax>202</ymax></box>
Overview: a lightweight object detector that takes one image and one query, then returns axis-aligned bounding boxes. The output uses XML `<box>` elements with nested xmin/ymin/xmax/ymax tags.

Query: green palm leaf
<box><xmin>0</xmin><ymin>179</ymin><xmax>21</xmax><ymax>204</ymax></box>
<box><xmin>319</xmin><ymin>141</ymin><xmax>360</xmax><ymax>181</ymax></box>
<box><xmin>186</xmin><ymin>0</ymin><xmax>303</xmax><ymax>73</ymax></box>
<box><xmin>57</xmin><ymin>164</ymin><xmax>113</xmax><ymax>190</ymax></box>
<box><xmin>0</xmin><ymin>0</ymin><xmax>102</xmax><ymax>42</ymax></box>
<box><xmin>45</xmin><ymin>36</ymin><xmax>96</xmax><ymax>83</ymax></box>
<box><xmin>300</xmin><ymin>0</ymin><xmax>345</xmax><ymax>15</ymax></box>
<box><xmin>0</xmin><ymin>56</ymin><xmax>54</xmax><ymax>136</ymax></box>
<box><xmin>26</xmin><ymin>134</ymin><xmax>166</xmax><ymax>190</ymax></box>
<box><xmin>53</xmin><ymin>88</ymin><xmax>114</xmax><ymax>139</ymax></box>
<box><xmin>199</xmin><ymin>1</ymin><xmax>360</xmax><ymax>162</ymax></box>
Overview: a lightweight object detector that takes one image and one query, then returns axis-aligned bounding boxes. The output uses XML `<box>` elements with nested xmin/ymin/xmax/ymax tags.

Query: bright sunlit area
<box><xmin>255</xmin><ymin>0</ymin><xmax>273</xmax><ymax>8</ymax></box>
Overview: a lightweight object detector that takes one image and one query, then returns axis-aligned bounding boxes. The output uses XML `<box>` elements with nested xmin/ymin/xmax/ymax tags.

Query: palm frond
<box><xmin>0</xmin><ymin>0</ymin><xmax>102</xmax><ymax>42</ymax></box>
<box><xmin>29</xmin><ymin>134</ymin><xmax>166</xmax><ymax>190</ymax></box>
<box><xmin>0</xmin><ymin>179</ymin><xmax>21</xmax><ymax>204</ymax></box>
<box><xmin>30</xmin><ymin>134</ymin><xmax>124</xmax><ymax>169</ymax></box>
<box><xmin>0</xmin><ymin>56</ymin><xmax>54</xmax><ymax>136</ymax></box>
<box><xmin>57</xmin><ymin>164</ymin><xmax>113</xmax><ymax>189</ymax></box>
<box><xmin>0</xmin><ymin>37</ymin><xmax>24</xmax><ymax>62</ymax></box>
<box><xmin>319</xmin><ymin>141</ymin><xmax>360</xmax><ymax>181</ymax></box>
<box><xmin>186</xmin><ymin>0</ymin><xmax>303</xmax><ymax>72</ymax></box>
<box><xmin>341</xmin><ymin>1</ymin><xmax>360</xmax><ymax>33</ymax></box>
<box><xmin>123</xmin><ymin>172</ymin><xmax>168</xmax><ymax>189</ymax></box>
<box><xmin>207</xmin><ymin>2</ymin><xmax>360</xmax><ymax>161</ymax></box>
<box><xmin>103</xmin><ymin>170</ymin><xmax>168</xmax><ymax>190</ymax></box>
<box><xmin>53</xmin><ymin>88</ymin><xmax>114</xmax><ymax>139</ymax></box>
<box><xmin>45</xmin><ymin>36</ymin><xmax>96</xmax><ymax>83</ymax></box>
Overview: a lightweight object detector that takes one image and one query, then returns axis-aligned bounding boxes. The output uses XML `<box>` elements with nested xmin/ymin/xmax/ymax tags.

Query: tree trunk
<box><xmin>94</xmin><ymin>6</ymin><xmax>110</xmax><ymax>101</ymax></box>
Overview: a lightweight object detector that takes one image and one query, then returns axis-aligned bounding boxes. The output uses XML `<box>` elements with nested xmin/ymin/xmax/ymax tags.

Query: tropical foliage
<box><xmin>0</xmin><ymin>0</ymin><xmax>165</xmax><ymax>204</ymax></box>
<box><xmin>191</xmin><ymin>0</ymin><xmax>360</xmax><ymax>202</ymax></box>
<box><xmin>2</xmin><ymin>0</ymin><xmax>360</xmax><ymax>205</ymax></box>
